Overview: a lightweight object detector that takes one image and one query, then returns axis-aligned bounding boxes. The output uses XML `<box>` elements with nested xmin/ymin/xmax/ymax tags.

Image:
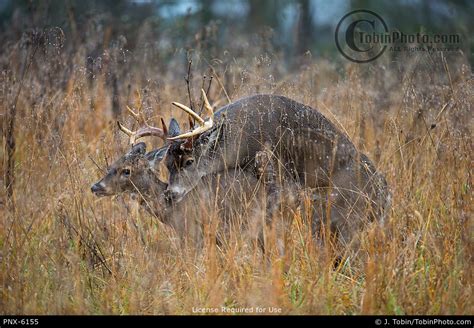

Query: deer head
<box><xmin>90</xmin><ymin>142</ymin><xmax>168</xmax><ymax>197</ymax></box>
<box><xmin>91</xmin><ymin>104</ymin><xmax>179</xmax><ymax>200</ymax></box>
<box><xmin>164</xmin><ymin>89</ymin><xmax>222</xmax><ymax>201</ymax></box>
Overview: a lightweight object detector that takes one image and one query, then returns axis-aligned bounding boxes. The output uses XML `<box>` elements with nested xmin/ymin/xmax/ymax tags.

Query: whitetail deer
<box><xmin>165</xmin><ymin>90</ymin><xmax>391</xmax><ymax>245</ymax></box>
<box><xmin>91</xmin><ymin>105</ymin><xmax>295</xmax><ymax>248</ymax></box>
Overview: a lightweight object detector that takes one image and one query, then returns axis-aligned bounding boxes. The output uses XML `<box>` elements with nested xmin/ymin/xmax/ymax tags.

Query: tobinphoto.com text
<box><xmin>360</xmin><ymin>31</ymin><xmax>461</xmax><ymax>53</ymax></box>
<box><xmin>192</xmin><ymin>306</ymin><xmax>283</xmax><ymax>314</ymax></box>
<box><xmin>359</xmin><ymin>31</ymin><xmax>460</xmax><ymax>45</ymax></box>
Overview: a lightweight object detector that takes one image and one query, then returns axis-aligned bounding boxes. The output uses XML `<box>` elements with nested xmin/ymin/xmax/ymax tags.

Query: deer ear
<box><xmin>130</xmin><ymin>142</ymin><xmax>146</xmax><ymax>155</ymax></box>
<box><xmin>146</xmin><ymin>145</ymin><xmax>168</xmax><ymax>168</ymax></box>
<box><xmin>168</xmin><ymin>118</ymin><xmax>181</xmax><ymax>137</ymax></box>
<box><xmin>153</xmin><ymin>146</ymin><xmax>168</xmax><ymax>161</ymax></box>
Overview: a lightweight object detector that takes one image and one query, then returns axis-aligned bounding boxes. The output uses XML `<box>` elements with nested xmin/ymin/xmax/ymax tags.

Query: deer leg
<box><xmin>254</xmin><ymin>150</ymin><xmax>279</xmax><ymax>210</ymax></box>
<box><xmin>254</xmin><ymin>150</ymin><xmax>287</xmax><ymax>258</ymax></box>
<box><xmin>310</xmin><ymin>187</ymin><xmax>353</xmax><ymax>240</ymax></box>
<box><xmin>309</xmin><ymin>175</ymin><xmax>368</xmax><ymax>267</ymax></box>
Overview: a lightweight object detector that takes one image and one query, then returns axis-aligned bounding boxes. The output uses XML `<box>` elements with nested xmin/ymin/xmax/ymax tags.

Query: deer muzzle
<box><xmin>91</xmin><ymin>181</ymin><xmax>110</xmax><ymax>197</ymax></box>
<box><xmin>165</xmin><ymin>186</ymin><xmax>187</xmax><ymax>203</ymax></box>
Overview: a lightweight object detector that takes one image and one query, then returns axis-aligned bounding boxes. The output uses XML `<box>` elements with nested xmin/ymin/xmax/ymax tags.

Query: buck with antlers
<box><xmin>90</xmin><ymin>105</ymin><xmax>173</xmax><ymax>222</ymax></box>
<box><xmin>165</xmin><ymin>90</ymin><xmax>391</xmax><ymax>244</ymax></box>
<box><xmin>90</xmin><ymin>104</ymin><xmax>295</xmax><ymax>247</ymax></box>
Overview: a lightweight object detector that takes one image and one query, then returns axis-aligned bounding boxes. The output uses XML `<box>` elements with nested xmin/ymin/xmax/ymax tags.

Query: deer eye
<box><xmin>184</xmin><ymin>158</ymin><xmax>194</xmax><ymax>167</ymax></box>
<box><xmin>121</xmin><ymin>168</ymin><xmax>131</xmax><ymax>177</ymax></box>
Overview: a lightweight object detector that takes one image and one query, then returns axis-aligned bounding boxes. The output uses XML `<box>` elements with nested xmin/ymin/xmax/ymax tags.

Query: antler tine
<box><xmin>117</xmin><ymin>105</ymin><xmax>167</xmax><ymax>144</ymax></box>
<box><xmin>117</xmin><ymin>121</ymin><xmax>140</xmax><ymax>144</ymax></box>
<box><xmin>117</xmin><ymin>121</ymin><xmax>134</xmax><ymax>137</ymax></box>
<box><xmin>168</xmin><ymin>89</ymin><xmax>214</xmax><ymax>140</ymax></box>
<box><xmin>160</xmin><ymin>117</ymin><xmax>168</xmax><ymax>136</ymax></box>
<box><xmin>171</xmin><ymin>102</ymin><xmax>205</xmax><ymax>125</ymax></box>
<box><xmin>168</xmin><ymin>90</ymin><xmax>214</xmax><ymax>140</ymax></box>
<box><xmin>126</xmin><ymin>105</ymin><xmax>147</xmax><ymax>126</ymax></box>
<box><xmin>201</xmin><ymin>88</ymin><xmax>214</xmax><ymax>119</ymax></box>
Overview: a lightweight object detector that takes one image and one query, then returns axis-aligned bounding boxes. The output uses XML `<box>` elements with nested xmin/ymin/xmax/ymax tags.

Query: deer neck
<box><xmin>134</xmin><ymin>169</ymin><xmax>168</xmax><ymax>220</ymax></box>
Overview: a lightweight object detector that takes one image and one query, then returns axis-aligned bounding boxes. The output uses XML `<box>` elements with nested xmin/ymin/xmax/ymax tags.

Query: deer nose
<box><xmin>165</xmin><ymin>189</ymin><xmax>184</xmax><ymax>203</ymax></box>
<box><xmin>91</xmin><ymin>182</ymin><xmax>104</xmax><ymax>194</ymax></box>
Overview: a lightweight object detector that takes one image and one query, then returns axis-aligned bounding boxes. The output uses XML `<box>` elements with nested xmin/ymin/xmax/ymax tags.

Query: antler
<box><xmin>117</xmin><ymin>105</ymin><xmax>167</xmax><ymax>144</ymax></box>
<box><xmin>168</xmin><ymin>89</ymin><xmax>214</xmax><ymax>140</ymax></box>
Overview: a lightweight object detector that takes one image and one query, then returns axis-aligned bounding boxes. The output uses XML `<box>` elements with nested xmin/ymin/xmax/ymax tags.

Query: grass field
<box><xmin>0</xmin><ymin>26</ymin><xmax>472</xmax><ymax>314</ymax></box>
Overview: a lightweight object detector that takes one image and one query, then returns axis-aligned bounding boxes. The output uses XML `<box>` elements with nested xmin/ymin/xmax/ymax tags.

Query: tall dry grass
<box><xmin>0</xmin><ymin>25</ymin><xmax>472</xmax><ymax>314</ymax></box>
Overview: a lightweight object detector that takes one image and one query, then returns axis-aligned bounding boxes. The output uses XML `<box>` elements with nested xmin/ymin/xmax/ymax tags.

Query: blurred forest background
<box><xmin>1</xmin><ymin>0</ymin><xmax>473</xmax><ymax>69</ymax></box>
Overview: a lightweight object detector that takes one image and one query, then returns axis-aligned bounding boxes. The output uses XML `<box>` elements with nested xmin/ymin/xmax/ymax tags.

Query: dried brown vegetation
<box><xmin>0</xmin><ymin>25</ymin><xmax>472</xmax><ymax>314</ymax></box>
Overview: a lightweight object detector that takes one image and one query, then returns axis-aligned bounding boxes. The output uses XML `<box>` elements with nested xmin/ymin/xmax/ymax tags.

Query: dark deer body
<box><xmin>166</xmin><ymin>94</ymin><xmax>390</xmax><ymax>243</ymax></box>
